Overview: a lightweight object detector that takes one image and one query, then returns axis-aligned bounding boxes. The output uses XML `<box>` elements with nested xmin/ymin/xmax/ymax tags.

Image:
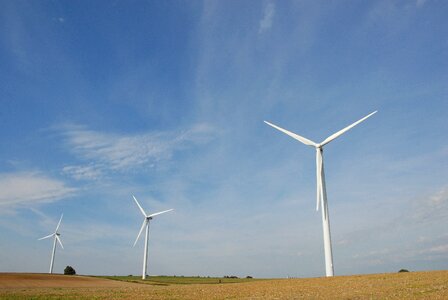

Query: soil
<box><xmin>0</xmin><ymin>273</ymin><xmax>133</xmax><ymax>288</ymax></box>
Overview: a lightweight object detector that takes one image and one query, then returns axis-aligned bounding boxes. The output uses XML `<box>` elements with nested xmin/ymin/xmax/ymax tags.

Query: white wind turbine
<box><xmin>38</xmin><ymin>214</ymin><xmax>64</xmax><ymax>274</ymax></box>
<box><xmin>132</xmin><ymin>195</ymin><xmax>173</xmax><ymax>280</ymax></box>
<box><xmin>264</xmin><ymin>111</ymin><xmax>377</xmax><ymax>277</ymax></box>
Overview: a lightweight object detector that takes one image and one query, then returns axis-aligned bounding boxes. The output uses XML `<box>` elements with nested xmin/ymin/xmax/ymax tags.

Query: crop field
<box><xmin>0</xmin><ymin>271</ymin><xmax>447</xmax><ymax>299</ymax></box>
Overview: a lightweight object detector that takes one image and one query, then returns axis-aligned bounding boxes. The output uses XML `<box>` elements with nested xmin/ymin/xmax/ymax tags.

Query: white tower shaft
<box><xmin>322</xmin><ymin>200</ymin><xmax>334</xmax><ymax>276</ymax></box>
<box><xmin>49</xmin><ymin>236</ymin><xmax>57</xmax><ymax>274</ymax></box>
<box><xmin>142</xmin><ymin>221</ymin><xmax>150</xmax><ymax>279</ymax></box>
<box><xmin>319</xmin><ymin>150</ymin><xmax>334</xmax><ymax>276</ymax></box>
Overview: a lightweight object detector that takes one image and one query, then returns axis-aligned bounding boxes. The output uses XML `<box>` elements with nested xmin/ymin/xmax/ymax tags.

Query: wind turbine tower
<box><xmin>264</xmin><ymin>111</ymin><xmax>376</xmax><ymax>277</ymax></box>
<box><xmin>38</xmin><ymin>214</ymin><xmax>64</xmax><ymax>274</ymax></box>
<box><xmin>132</xmin><ymin>195</ymin><xmax>173</xmax><ymax>279</ymax></box>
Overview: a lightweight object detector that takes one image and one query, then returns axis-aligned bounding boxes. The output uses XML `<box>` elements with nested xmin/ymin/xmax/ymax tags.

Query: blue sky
<box><xmin>0</xmin><ymin>0</ymin><xmax>447</xmax><ymax>278</ymax></box>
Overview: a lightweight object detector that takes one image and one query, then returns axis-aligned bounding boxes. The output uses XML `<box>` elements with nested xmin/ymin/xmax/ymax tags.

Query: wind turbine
<box><xmin>132</xmin><ymin>195</ymin><xmax>173</xmax><ymax>280</ymax></box>
<box><xmin>38</xmin><ymin>214</ymin><xmax>64</xmax><ymax>274</ymax></box>
<box><xmin>264</xmin><ymin>111</ymin><xmax>377</xmax><ymax>277</ymax></box>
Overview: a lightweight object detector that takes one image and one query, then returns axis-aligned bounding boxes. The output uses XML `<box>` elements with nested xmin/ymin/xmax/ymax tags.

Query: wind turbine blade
<box><xmin>133</xmin><ymin>195</ymin><xmax>147</xmax><ymax>217</ymax></box>
<box><xmin>316</xmin><ymin>150</ymin><xmax>323</xmax><ymax>211</ymax></box>
<box><xmin>133</xmin><ymin>219</ymin><xmax>148</xmax><ymax>247</ymax></box>
<box><xmin>56</xmin><ymin>235</ymin><xmax>64</xmax><ymax>249</ymax></box>
<box><xmin>55</xmin><ymin>214</ymin><xmax>63</xmax><ymax>232</ymax></box>
<box><xmin>148</xmin><ymin>209</ymin><xmax>174</xmax><ymax>218</ymax></box>
<box><xmin>264</xmin><ymin>121</ymin><xmax>317</xmax><ymax>147</ymax></box>
<box><xmin>38</xmin><ymin>233</ymin><xmax>54</xmax><ymax>240</ymax></box>
<box><xmin>320</xmin><ymin>111</ymin><xmax>377</xmax><ymax>146</ymax></box>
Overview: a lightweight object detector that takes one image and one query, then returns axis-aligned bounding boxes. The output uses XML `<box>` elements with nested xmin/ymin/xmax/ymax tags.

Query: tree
<box><xmin>64</xmin><ymin>266</ymin><xmax>76</xmax><ymax>275</ymax></box>
<box><xmin>398</xmin><ymin>269</ymin><xmax>409</xmax><ymax>273</ymax></box>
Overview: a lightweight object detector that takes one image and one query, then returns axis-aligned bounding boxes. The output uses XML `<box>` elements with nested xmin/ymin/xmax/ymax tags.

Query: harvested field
<box><xmin>0</xmin><ymin>271</ymin><xmax>447</xmax><ymax>299</ymax></box>
<box><xmin>0</xmin><ymin>273</ymin><xmax>133</xmax><ymax>288</ymax></box>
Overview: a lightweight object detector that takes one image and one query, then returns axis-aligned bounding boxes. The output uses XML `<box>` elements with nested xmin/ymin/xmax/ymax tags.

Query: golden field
<box><xmin>0</xmin><ymin>271</ymin><xmax>447</xmax><ymax>299</ymax></box>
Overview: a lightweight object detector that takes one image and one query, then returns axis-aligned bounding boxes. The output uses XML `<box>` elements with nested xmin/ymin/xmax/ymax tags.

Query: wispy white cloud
<box><xmin>350</xmin><ymin>237</ymin><xmax>448</xmax><ymax>268</ymax></box>
<box><xmin>365</xmin><ymin>0</ymin><xmax>424</xmax><ymax>36</ymax></box>
<box><xmin>259</xmin><ymin>1</ymin><xmax>275</xmax><ymax>34</ymax></box>
<box><xmin>0</xmin><ymin>172</ymin><xmax>76</xmax><ymax>210</ymax></box>
<box><xmin>337</xmin><ymin>186</ymin><xmax>448</xmax><ymax>246</ymax></box>
<box><xmin>58</xmin><ymin>220</ymin><xmax>133</xmax><ymax>244</ymax></box>
<box><xmin>62</xmin><ymin>164</ymin><xmax>102</xmax><ymax>181</ymax></box>
<box><xmin>423</xmin><ymin>244</ymin><xmax>448</xmax><ymax>254</ymax></box>
<box><xmin>416</xmin><ymin>0</ymin><xmax>428</xmax><ymax>8</ymax></box>
<box><xmin>409</xmin><ymin>186</ymin><xmax>448</xmax><ymax>224</ymax></box>
<box><xmin>334</xmin><ymin>186</ymin><xmax>448</xmax><ymax>273</ymax></box>
<box><xmin>58</xmin><ymin>123</ymin><xmax>216</xmax><ymax>179</ymax></box>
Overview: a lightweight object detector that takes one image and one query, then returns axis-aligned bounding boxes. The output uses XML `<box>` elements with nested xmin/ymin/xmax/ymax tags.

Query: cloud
<box><xmin>62</xmin><ymin>165</ymin><xmax>102</xmax><ymax>181</ymax></box>
<box><xmin>424</xmin><ymin>244</ymin><xmax>448</xmax><ymax>254</ymax></box>
<box><xmin>57</xmin><ymin>123</ymin><xmax>216</xmax><ymax>179</ymax></box>
<box><xmin>410</xmin><ymin>186</ymin><xmax>448</xmax><ymax>224</ymax></box>
<box><xmin>0</xmin><ymin>172</ymin><xmax>76</xmax><ymax>210</ymax></box>
<box><xmin>416</xmin><ymin>0</ymin><xmax>428</xmax><ymax>8</ymax></box>
<box><xmin>333</xmin><ymin>186</ymin><xmax>448</xmax><ymax>273</ymax></box>
<box><xmin>259</xmin><ymin>1</ymin><xmax>275</xmax><ymax>34</ymax></box>
<box><xmin>365</xmin><ymin>0</ymin><xmax>425</xmax><ymax>36</ymax></box>
<box><xmin>338</xmin><ymin>186</ymin><xmax>448</xmax><ymax>246</ymax></box>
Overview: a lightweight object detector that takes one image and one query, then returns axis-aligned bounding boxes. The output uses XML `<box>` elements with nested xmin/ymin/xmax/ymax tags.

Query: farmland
<box><xmin>0</xmin><ymin>271</ymin><xmax>447</xmax><ymax>299</ymax></box>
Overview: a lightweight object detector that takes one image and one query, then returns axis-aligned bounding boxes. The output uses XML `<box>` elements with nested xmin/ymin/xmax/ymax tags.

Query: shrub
<box><xmin>398</xmin><ymin>269</ymin><xmax>409</xmax><ymax>273</ymax></box>
<box><xmin>64</xmin><ymin>266</ymin><xmax>76</xmax><ymax>275</ymax></box>
<box><xmin>246</xmin><ymin>276</ymin><xmax>253</xmax><ymax>279</ymax></box>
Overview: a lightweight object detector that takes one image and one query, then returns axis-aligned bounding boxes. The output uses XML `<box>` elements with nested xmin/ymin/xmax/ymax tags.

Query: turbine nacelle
<box><xmin>38</xmin><ymin>214</ymin><xmax>64</xmax><ymax>248</ymax></box>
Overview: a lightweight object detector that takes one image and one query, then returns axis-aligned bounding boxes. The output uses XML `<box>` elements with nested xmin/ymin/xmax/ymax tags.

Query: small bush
<box><xmin>398</xmin><ymin>269</ymin><xmax>409</xmax><ymax>273</ymax></box>
<box><xmin>246</xmin><ymin>276</ymin><xmax>253</xmax><ymax>279</ymax></box>
<box><xmin>64</xmin><ymin>266</ymin><xmax>76</xmax><ymax>275</ymax></box>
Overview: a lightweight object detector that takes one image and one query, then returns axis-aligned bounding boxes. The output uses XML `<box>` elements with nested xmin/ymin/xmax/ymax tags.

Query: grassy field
<box><xmin>1</xmin><ymin>270</ymin><xmax>447</xmax><ymax>299</ymax></box>
<box><xmin>97</xmin><ymin>275</ymin><xmax>259</xmax><ymax>285</ymax></box>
